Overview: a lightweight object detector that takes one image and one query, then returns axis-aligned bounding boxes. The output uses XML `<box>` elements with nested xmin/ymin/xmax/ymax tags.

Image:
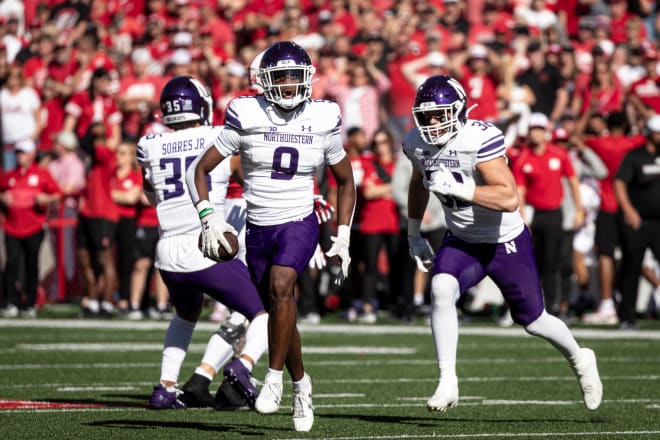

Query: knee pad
<box><xmin>431</xmin><ymin>274</ymin><xmax>461</xmax><ymax>308</ymax></box>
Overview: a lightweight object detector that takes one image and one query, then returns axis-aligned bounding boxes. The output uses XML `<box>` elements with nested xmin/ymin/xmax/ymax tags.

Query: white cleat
<box><xmin>427</xmin><ymin>376</ymin><xmax>459</xmax><ymax>412</ymax></box>
<box><xmin>582</xmin><ymin>309</ymin><xmax>618</xmax><ymax>325</ymax></box>
<box><xmin>255</xmin><ymin>378</ymin><xmax>282</xmax><ymax>414</ymax></box>
<box><xmin>292</xmin><ymin>375</ymin><xmax>314</xmax><ymax>432</ymax></box>
<box><xmin>571</xmin><ymin>348</ymin><xmax>603</xmax><ymax>410</ymax></box>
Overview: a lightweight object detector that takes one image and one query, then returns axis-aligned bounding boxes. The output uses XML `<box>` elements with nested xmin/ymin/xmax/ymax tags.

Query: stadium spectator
<box><xmin>46</xmin><ymin>131</ymin><xmax>85</xmax><ymax>303</ymax></box>
<box><xmin>356</xmin><ymin>128</ymin><xmax>400</xmax><ymax>323</ymax></box>
<box><xmin>627</xmin><ymin>48</ymin><xmax>660</xmax><ymax>125</ymax></box>
<box><xmin>512</xmin><ymin>113</ymin><xmax>584</xmax><ymax>315</ymax></box>
<box><xmin>77</xmin><ymin>122</ymin><xmax>119</xmax><ymax>318</ymax></box>
<box><xmin>578</xmin><ymin>111</ymin><xmax>646</xmax><ymax>324</ymax></box>
<box><xmin>63</xmin><ymin>67</ymin><xmax>122</xmax><ymax>149</ymax></box>
<box><xmin>0</xmin><ymin>139</ymin><xmax>60</xmax><ymax>318</ymax></box>
<box><xmin>110</xmin><ymin>142</ymin><xmax>142</xmax><ymax>314</ymax></box>
<box><xmin>613</xmin><ymin>115</ymin><xmax>660</xmax><ymax>329</ymax></box>
<box><xmin>0</xmin><ymin>65</ymin><xmax>41</xmax><ymax>171</ymax></box>
<box><xmin>517</xmin><ymin>40</ymin><xmax>569</xmax><ymax>126</ymax></box>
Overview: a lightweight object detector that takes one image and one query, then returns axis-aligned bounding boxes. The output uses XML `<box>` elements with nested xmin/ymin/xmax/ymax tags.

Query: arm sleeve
<box><xmin>213</xmin><ymin>125</ymin><xmax>241</xmax><ymax>157</ymax></box>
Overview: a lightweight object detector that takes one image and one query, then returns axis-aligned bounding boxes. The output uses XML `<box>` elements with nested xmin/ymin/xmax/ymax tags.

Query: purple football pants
<box><xmin>160</xmin><ymin>259</ymin><xmax>265</xmax><ymax>319</ymax></box>
<box><xmin>434</xmin><ymin>227</ymin><xmax>545</xmax><ymax>326</ymax></box>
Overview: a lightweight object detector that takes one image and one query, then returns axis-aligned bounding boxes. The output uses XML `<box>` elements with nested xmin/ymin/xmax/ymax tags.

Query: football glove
<box><xmin>197</xmin><ymin>201</ymin><xmax>238</xmax><ymax>261</ymax></box>
<box><xmin>313</xmin><ymin>194</ymin><xmax>335</xmax><ymax>224</ymax></box>
<box><xmin>427</xmin><ymin>165</ymin><xmax>476</xmax><ymax>201</ymax></box>
<box><xmin>326</xmin><ymin>225</ymin><xmax>351</xmax><ymax>285</ymax></box>
<box><xmin>308</xmin><ymin>243</ymin><xmax>327</xmax><ymax>270</ymax></box>
<box><xmin>408</xmin><ymin>234</ymin><xmax>435</xmax><ymax>273</ymax></box>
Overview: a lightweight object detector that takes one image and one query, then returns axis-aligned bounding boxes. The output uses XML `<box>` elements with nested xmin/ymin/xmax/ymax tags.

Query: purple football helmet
<box><xmin>412</xmin><ymin>75</ymin><xmax>468</xmax><ymax>146</ymax></box>
<box><xmin>259</xmin><ymin>41</ymin><xmax>315</xmax><ymax>110</ymax></box>
<box><xmin>160</xmin><ymin>76</ymin><xmax>213</xmax><ymax>127</ymax></box>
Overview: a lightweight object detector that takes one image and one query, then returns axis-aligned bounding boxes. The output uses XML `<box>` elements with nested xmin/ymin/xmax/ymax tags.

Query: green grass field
<box><xmin>1</xmin><ymin>311</ymin><xmax>659</xmax><ymax>440</ymax></box>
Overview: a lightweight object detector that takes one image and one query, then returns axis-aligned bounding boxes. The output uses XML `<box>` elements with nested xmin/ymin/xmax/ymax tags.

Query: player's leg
<box><xmin>255</xmin><ymin>213</ymin><xmax>318</xmax><ymax>431</ymax></box>
<box><xmin>427</xmin><ymin>234</ymin><xmax>486</xmax><ymax>412</ymax></box>
<box><xmin>488</xmin><ymin>227</ymin><xmax>602</xmax><ymax>410</ymax></box>
<box><xmin>149</xmin><ymin>270</ymin><xmax>204</xmax><ymax>409</ymax></box>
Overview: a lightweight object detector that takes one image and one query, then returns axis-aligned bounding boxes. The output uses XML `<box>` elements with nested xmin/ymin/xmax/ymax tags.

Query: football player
<box><xmin>404</xmin><ymin>75</ymin><xmax>603</xmax><ymax>412</ymax></box>
<box><xmin>186</xmin><ymin>41</ymin><xmax>356</xmax><ymax>432</ymax></box>
<box><xmin>138</xmin><ymin>76</ymin><xmax>268</xmax><ymax>410</ymax></box>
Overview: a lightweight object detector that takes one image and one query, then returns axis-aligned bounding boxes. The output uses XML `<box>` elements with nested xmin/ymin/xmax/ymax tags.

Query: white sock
<box><xmin>87</xmin><ymin>299</ymin><xmax>99</xmax><ymax>313</ymax></box>
<box><xmin>239</xmin><ymin>357</ymin><xmax>253</xmax><ymax>372</ymax></box>
<box><xmin>265</xmin><ymin>368</ymin><xmax>284</xmax><ymax>384</ymax></box>
<box><xmin>194</xmin><ymin>367</ymin><xmax>214</xmax><ymax>381</ymax></box>
<box><xmin>228</xmin><ymin>311</ymin><xmax>247</xmax><ymax>325</ymax></box>
<box><xmin>293</xmin><ymin>373</ymin><xmax>311</xmax><ymax>393</ymax></box>
<box><xmin>430</xmin><ymin>274</ymin><xmax>460</xmax><ymax>380</ymax></box>
<box><xmin>413</xmin><ymin>293</ymin><xmax>424</xmax><ymax>307</ymax></box>
<box><xmin>240</xmin><ymin>313</ymin><xmax>268</xmax><ymax>367</ymax></box>
<box><xmin>101</xmin><ymin>301</ymin><xmax>114</xmax><ymax>312</ymax></box>
<box><xmin>600</xmin><ymin>298</ymin><xmax>614</xmax><ymax>312</ymax></box>
<box><xmin>160</xmin><ymin>315</ymin><xmax>196</xmax><ymax>383</ymax></box>
<box><xmin>525</xmin><ymin>310</ymin><xmax>581</xmax><ymax>360</ymax></box>
<box><xmin>200</xmin><ymin>334</ymin><xmax>233</xmax><ymax>375</ymax></box>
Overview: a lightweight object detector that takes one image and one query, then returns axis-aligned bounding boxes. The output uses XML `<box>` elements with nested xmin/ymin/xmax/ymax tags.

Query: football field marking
<box><xmin>277</xmin><ymin>431</ymin><xmax>660</xmax><ymax>440</ymax></box>
<box><xmin>1</xmin><ymin>319</ymin><xmax>660</xmax><ymax>340</ymax></box>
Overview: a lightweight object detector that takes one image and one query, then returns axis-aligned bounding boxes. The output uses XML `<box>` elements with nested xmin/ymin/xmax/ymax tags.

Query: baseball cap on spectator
<box><xmin>547</xmin><ymin>43</ymin><xmax>562</xmax><ymax>55</ymax></box>
<box><xmin>552</xmin><ymin>127</ymin><xmax>569</xmax><ymax>142</ymax></box>
<box><xmin>428</xmin><ymin>51</ymin><xmax>446</xmax><ymax>67</ymax></box>
<box><xmin>173</xmin><ymin>32</ymin><xmax>192</xmax><ymax>47</ymax></box>
<box><xmin>529</xmin><ymin>112</ymin><xmax>549</xmax><ymax>129</ymax></box>
<box><xmin>132</xmin><ymin>48</ymin><xmax>152</xmax><ymax>64</ymax></box>
<box><xmin>170</xmin><ymin>49</ymin><xmax>191</xmax><ymax>65</ymax></box>
<box><xmin>647</xmin><ymin>115</ymin><xmax>660</xmax><ymax>133</ymax></box>
<box><xmin>225</xmin><ymin>59</ymin><xmax>246</xmax><ymax>77</ymax></box>
<box><xmin>318</xmin><ymin>10</ymin><xmax>333</xmax><ymax>24</ymax></box>
<box><xmin>15</xmin><ymin>139</ymin><xmax>36</xmax><ymax>154</ymax></box>
<box><xmin>56</xmin><ymin>131</ymin><xmax>78</xmax><ymax>150</ymax></box>
<box><xmin>469</xmin><ymin>44</ymin><xmax>488</xmax><ymax>60</ymax></box>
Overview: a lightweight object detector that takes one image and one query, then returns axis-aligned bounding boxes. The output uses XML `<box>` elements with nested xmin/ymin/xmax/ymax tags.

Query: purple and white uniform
<box><xmin>137</xmin><ymin>126</ymin><xmax>263</xmax><ymax>318</ymax></box>
<box><xmin>403</xmin><ymin>120</ymin><xmax>544</xmax><ymax>325</ymax></box>
<box><xmin>212</xmin><ymin>95</ymin><xmax>345</xmax><ymax>288</ymax></box>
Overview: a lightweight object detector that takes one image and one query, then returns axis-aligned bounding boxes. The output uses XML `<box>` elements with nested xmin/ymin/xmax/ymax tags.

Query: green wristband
<box><xmin>198</xmin><ymin>207</ymin><xmax>214</xmax><ymax>218</ymax></box>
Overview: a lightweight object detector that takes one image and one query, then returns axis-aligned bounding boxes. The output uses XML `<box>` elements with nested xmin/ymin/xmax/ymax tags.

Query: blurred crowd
<box><xmin>1</xmin><ymin>0</ymin><xmax>660</xmax><ymax>326</ymax></box>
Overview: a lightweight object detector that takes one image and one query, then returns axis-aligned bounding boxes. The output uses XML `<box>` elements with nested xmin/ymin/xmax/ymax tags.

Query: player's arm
<box><xmin>473</xmin><ymin>157</ymin><xmax>519</xmax><ymax>212</ymax></box>
<box><xmin>407</xmin><ymin>165</ymin><xmax>434</xmax><ymax>272</ymax></box>
<box><xmin>187</xmin><ymin>146</ymin><xmax>227</xmax><ymax>206</ymax></box>
<box><xmin>229</xmin><ymin>154</ymin><xmax>243</xmax><ymax>186</ymax></box>
<box><xmin>328</xmin><ymin>155</ymin><xmax>356</xmax><ymax>230</ymax></box>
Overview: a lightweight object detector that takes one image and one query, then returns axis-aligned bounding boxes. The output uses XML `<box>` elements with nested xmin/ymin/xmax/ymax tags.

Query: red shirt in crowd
<box><xmin>65</xmin><ymin>91</ymin><xmax>122</xmax><ymax>139</ymax></box>
<box><xmin>137</xmin><ymin>203</ymin><xmax>159</xmax><ymax>228</ymax></box>
<box><xmin>118</xmin><ymin>74</ymin><xmax>164</xmax><ymax>139</ymax></box>
<box><xmin>0</xmin><ymin>163</ymin><xmax>61</xmax><ymax>238</ymax></box>
<box><xmin>512</xmin><ymin>143</ymin><xmax>576</xmax><ymax>210</ymax></box>
<box><xmin>39</xmin><ymin>97</ymin><xmax>66</xmax><ymax>151</ymax></box>
<box><xmin>584</xmin><ymin>134</ymin><xmax>646</xmax><ymax>213</ymax></box>
<box><xmin>359</xmin><ymin>158</ymin><xmax>399</xmax><ymax>234</ymax></box>
<box><xmin>459</xmin><ymin>67</ymin><xmax>498</xmax><ymax>122</ymax></box>
<box><xmin>629</xmin><ymin>75</ymin><xmax>660</xmax><ymax>114</ymax></box>
<box><xmin>79</xmin><ymin>145</ymin><xmax>119</xmax><ymax>221</ymax></box>
<box><xmin>111</xmin><ymin>168</ymin><xmax>142</xmax><ymax>218</ymax></box>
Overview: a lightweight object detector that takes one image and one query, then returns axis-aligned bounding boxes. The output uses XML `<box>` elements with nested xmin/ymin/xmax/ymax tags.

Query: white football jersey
<box><xmin>137</xmin><ymin>125</ymin><xmax>229</xmax><ymax>271</ymax></box>
<box><xmin>403</xmin><ymin>119</ymin><xmax>524</xmax><ymax>243</ymax></box>
<box><xmin>213</xmin><ymin>95</ymin><xmax>346</xmax><ymax>226</ymax></box>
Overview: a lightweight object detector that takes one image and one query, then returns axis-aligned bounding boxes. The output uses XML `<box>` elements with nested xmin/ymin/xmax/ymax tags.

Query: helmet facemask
<box><xmin>413</xmin><ymin>101</ymin><xmax>464</xmax><ymax>146</ymax></box>
<box><xmin>260</xmin><ymin>64</ymin><xmax>314</xmax><ymax>110</ymax></box>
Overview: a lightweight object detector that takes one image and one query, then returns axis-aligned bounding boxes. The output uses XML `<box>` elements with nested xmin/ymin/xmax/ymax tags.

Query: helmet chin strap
<box><xmin>465</xmin><ymin>103</ymin><xmax>478</xmax><ymax>119</ymax></box>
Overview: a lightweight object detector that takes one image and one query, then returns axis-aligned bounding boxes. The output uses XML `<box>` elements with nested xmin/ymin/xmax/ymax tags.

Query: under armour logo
<box><xmin>302</xmin><ymin>125</ymin><xmax>312</xmax><ymax>132</ymax></box>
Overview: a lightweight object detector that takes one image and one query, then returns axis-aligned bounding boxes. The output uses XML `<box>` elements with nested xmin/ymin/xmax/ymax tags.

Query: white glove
<box><xmin>408</xmin><ymin>234</ymin><xmax>435</xmax><ymax>272</ymax></box>
<box><xmin>325</xmin><ymin>225</ymin><xmax>351</xmax><ymax>285</ymax></box>
<box><xmin>308</xmin><ymin>243</ymin><xmax>327</xmax><ymax>270</ymax></box>
<box><xmin>427</xmin><ymin>165</ymin><xmax>475</xmax><ymax>201</ymax></box>
<box><xmin>197</xmin><ymin>200</ymin><xmax>238</xmax><ymax>261</ymax></box>
<box><xmin>313</xmin><ymin>194</ymin><xmax>335</xmax><ymax>224</ymax></box>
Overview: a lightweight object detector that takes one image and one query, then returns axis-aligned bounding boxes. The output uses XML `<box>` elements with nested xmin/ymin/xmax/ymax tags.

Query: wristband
<box><xmin>196</xmin><ymin>200</ymin><xmax>214</xmax><ymax>218</ymax></box>
<box><xmin>407</xmin><ymin>218</ymin><xmax>422</xmax><ymax>237</ymax></box>
<box><xmin>336</xmin><ymin>224</ymin><xmax>351</xmax><ymax>242</ymax></box>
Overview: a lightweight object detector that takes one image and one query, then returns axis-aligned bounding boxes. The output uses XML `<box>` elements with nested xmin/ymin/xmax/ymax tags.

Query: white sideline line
<box><xmin>10</xmin><ymin>343</ymin><xmax>415</xmax><ymax>355</ymax></box>
<box><xmin>315</xmin><ymin>393</ymin><xmax>365</xmax><ymax>398</ymax></box>
<box><xmin>278</xmin><ymin>431</ymin><xmax>660</xmax><ymax>440</ymax></box>
<box><xmin>1</xmin><ymin>319</ymin><xmax>660</xmax><ymax>340</ymax></box>
<box><xmin>57</xmin><ymin>386</ymin><xmax>137</xmax><ymax>392</ymax></box>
